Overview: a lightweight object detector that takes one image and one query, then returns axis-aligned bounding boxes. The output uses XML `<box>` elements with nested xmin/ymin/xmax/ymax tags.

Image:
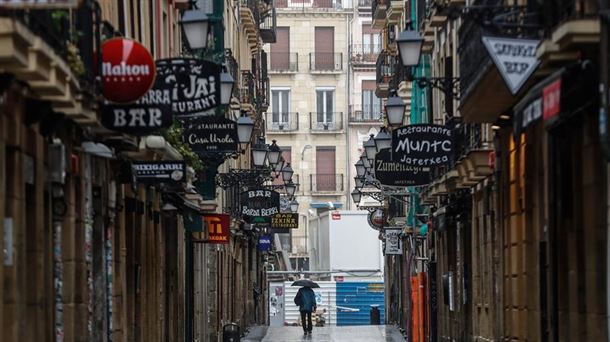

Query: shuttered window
<box><xmin>271</xmin><ymin>89</ymin><xmax>290</xmax><ymax>123</ymax></box>
<box><xmin>316</xmin><ymin>89</ymin><xmax>334</xmax><ymax>125</ymax></box>
<box><xmin>362</xmin><ymin>22</ymin><xmax>381</xmax><ymax>54</ymax></box>
<box><xmin>271</xmin><ymin>27</ymin><xmax>290</xmax><ymax>70</ymax></box>
<box><xmin>315</xmin><ymin>27</ymin><xmax>334</xmax><ymax>70</ymax></box>
<box><xmin>316</xmin><ymin>147</ymin><xmax>336</xmax><ymax>191</ymax></box>
<box><xmin>362</xmin><ymin>80</ymin><xmax>381</xmax><ymax>119</ymax></box>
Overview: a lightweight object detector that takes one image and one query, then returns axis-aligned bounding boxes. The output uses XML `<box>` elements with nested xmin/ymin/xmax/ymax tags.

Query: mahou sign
<box><xmin>102</xmin><ymin>38</ymin><xmax>156</xmax><ymax>103</ymax></box>
<box><xmin>392</xmin><ymin>124</ymin><xmax>453</xmax><ymax>166</ymax></box>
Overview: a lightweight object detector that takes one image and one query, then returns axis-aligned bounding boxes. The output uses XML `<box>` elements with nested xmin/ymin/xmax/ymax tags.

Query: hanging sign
<box><xmin>374</xmin><ymin>148</ymin><xmax>431</xmax><ymax>186</ymax></box>
<box><xmin>181</xmin><ymin>116</ymin><xmax>239</xmax><ymax>154</ymax></box>
<box><xmin>392</xmin><ymin>124</ymin><xmax>453</xmax><ymax>166</ymax></box>
<box><xmin>257</xmin><ymin>235</ymin><xmax>273</xmax><ymax>251</ymax></box>
<box><xmin>367</xmin><ymin>209</ymin><xmax>386</xmax><ymax>231</ymax></box>
<box><xmin>203</xmin><ymin>214</ymin><xmax>230</xmax><ymax>244</ymax></box>
<box><xmin>384</xmin><ymin>229</ymin><xmax>403</xmax><ymax>255</ymax></box>
<box><xmin>482</xmin><ymin>36</ymin><xmax>540</xmax><ymax>95</ymax></box>
<box><xmin>132</xmin><ymin>161</ymin><xmax>186</xmax><ymax>183</ymax></box>
<box><xmin>156</xmin><ymin>58</ymin><xmax>222</xmax><ymax>117</ymax></box>
<box><xmin>240</xmin><ymin>189</ymin><xmax>281</xmax><ymax>223</ymax></box>
<box><xmin>271</xmin><ymin>213</ymin><xmax>299</xmax><ymax>229</ymax></box>
<box><xmin>543</xmin><ymin>78</ymin><xmax>561</xmax><ymax>122</ymax></box>
<box><xmin>101</xmin><ymin>38</ymin><xmax>156</xmax><ymax>103</ymax></box>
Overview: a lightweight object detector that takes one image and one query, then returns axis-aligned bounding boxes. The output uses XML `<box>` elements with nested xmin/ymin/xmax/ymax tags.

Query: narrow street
<box><xmin>244</xmin><ymin>325</ymin><xmax>406</xmax><ymax>342</ymax></box>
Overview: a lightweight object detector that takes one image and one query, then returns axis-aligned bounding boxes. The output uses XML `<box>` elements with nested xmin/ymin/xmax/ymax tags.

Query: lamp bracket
<box><xmin>216</xmin><ymin>168</ymin><xmax>274</xmax><ymax>189</ymax></box>
<box><xmin>414</xmin><ymin>77</ymin><xmax>460</xmax><ymax>100</ymax></box>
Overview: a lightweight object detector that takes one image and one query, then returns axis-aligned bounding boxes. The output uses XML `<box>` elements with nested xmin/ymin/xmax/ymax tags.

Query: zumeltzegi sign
<box><xmin>374</xmin><ymin>148</ymin><xmax>431</xmax><ymax>186</ymax></box>
<box><xmin>132</xmin><ymin>161</ymin><xmax>186</xmax><ymax>183</ymax></box>
<box><xmin>181</xmin><ymin>116</ymin><xmax>238</xmax><ymax>154</ymax></box>
<box><xmin>156</xmin><ymin>58</ymin><xmax>222</xmax><ymax>117</ymax></box>
<box><xmin>482</xmin><ymin>36</ymin><xmax>540</xmax><ymax>95</ymax></box>
<box><xmin>392</xmin><ymin>124</ymin><xmax>453</xmax><ymax>166</ymax></box>
<box><xmin>271</xmin><ymin>213</ymin><xmax>299</xmax><ymax>229</ymax></box>
<box><xmin>240</xmin><ymin>189</ymin><xmax>280</xmax><ymax>223</ymax></box>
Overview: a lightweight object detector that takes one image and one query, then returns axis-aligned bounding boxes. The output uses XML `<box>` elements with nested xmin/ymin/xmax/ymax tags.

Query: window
<box><xmin>271</xmin><ymin>27</ymin><xmax>290</xmax><ymax>70</ymax></box>
<box><xmin>315</xmin><ymin>27</ymin><xmax>335</xmax><ymax>70</ymax></box>
<box><xmin>315</xmin><ymin>147</ymin><xmax>336</xmax><ymax>191</ymax></box>
<box><xmin>362</xmin><ymin>80</ymin><xmax>381</xmax><ymax>119</ymax></box>
<box><xmin>362</xmin><ymin>22</ymin><xmax>381</xmax><ymax>55</ymax></box>
<box><xmin>271</xmin><ymin>89</ymin><xmax>290</xmax><ymax>124</ymax></box>
<box><xmin>316</xmin><ymin>89</ymin><xmax>334</xmax><ymax>125</ymax></box>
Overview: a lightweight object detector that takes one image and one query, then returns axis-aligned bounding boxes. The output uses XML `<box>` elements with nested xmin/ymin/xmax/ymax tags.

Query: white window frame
<box><xmin>271</xmin><ymin>87</ymin><xmax>291</xmax><ymax>126</ymax></box>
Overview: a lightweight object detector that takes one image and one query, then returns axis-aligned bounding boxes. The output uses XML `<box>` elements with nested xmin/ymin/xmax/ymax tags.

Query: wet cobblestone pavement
<box><xmin>250</xmin><ymin>325</ymin><xmax>406</xmax><ymax>342</ymax></box>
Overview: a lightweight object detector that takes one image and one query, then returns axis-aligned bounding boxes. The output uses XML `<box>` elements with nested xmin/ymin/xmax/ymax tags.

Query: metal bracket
<box><xmin>414</xmin><ymin>77</ymin><xmax>460</xmax><ymax>100</ymax></box>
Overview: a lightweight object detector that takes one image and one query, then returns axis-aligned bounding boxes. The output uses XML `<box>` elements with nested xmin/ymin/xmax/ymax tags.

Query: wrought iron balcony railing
<box><xmin>270</xmin><ymin>53</ymin><xmax>299</xmax><ymax>72</ymax></box>
<box><xmin>241</xmin><ymin>0</ymin><xmax>261</xmax><ymax>25</ymax></box>
<box><xmin>310</xmin><ymin>174</ymin><xmax>344</xmax><ymax>192</ymax></box>
<box><xmin>309</xmin><ymin>53</ymin><xmax>343</xmax><ymax>71</ymax></box>
<box><xmin>458</xmin><ymin>17</ymin><xmax>490</xmax><ymax>102</ymax></box>
<box><xmin>275</xmin><ymin>0</ymin><xmax>346</xmax><ymax>10</ymax></box>
<box><xmin>358</xmin><ymin>0</ymin><xmax>373</xmax><ymax>8</ymax></box>
<box><xmin>260</xmin><ymin>5</ymin><xmax>277</xmax><ymax>43</ymax></box>
<box><xmin>543</xmin><ymin>0</ymin><xmax>598</xmax><ymax>37</ymax></box>
<box><xmin>349</xmin><ymin>107</ymin><xmax>383</xmax><ymax>123</ymax></box>
<box><xmin>266</xmin><ymin>112</ymin><xmax>299</xmax><ymax>132</ymax></box>
<box><xmin>240</xmin><ymin>70</ymin><xmax>256</xmax><ymax>106</ymax></box>
<box><xmin>376</xmin><ymin>51</ymin><xmax>396</xmax><ymax>85</ymax></box>
<box><xmin>351</xmin><ymin>44</ymin><xmax>381</xmax><ymax>64</ymax></box>
<box><xmin>309</xmin><ymin>112</ymin><xmax>344</xmax><ymax>131</ymax></box>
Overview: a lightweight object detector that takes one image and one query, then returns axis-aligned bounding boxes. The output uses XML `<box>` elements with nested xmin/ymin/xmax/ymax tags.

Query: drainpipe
<box><xmin>600</xmin><ymin>1</ymin><xmax>610</xmax><ymax>338</ymax></box>
<box><xmin>346</xmin><ymin>7</ymin><xmax>354</xmax><ymax>210</ymax></box>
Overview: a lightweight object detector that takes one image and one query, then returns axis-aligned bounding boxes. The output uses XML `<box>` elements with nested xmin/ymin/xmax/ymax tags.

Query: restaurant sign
<box><xmin>132</xmin><ymin>161</ymin><xmax>185</xmax><ymax>183</ymax></box>
<box><xmin>181</xmin><ymin>116</ymin><xmax>239</xmax><ymax>154</ymax></box>
<box><xmin>240</xmin><ymin>189</ymin><xmax>280</xmax><ymax>223</ymax></box>
<box><xmin>271</xmin><ymin>213</ymin><xmax>299</xmax><ymax>229</ymax></box>
<box><xmin>203</xmin><ymin>214</ymin><xmax>230</xmax><ymax>244</ymax></box>
<box><xmin>482</xmin><ymin>36</ymin><xmax>540</xmax><ymax>95</ymax></box>
<box><xmin>374</xmin><ymin>148</ymin><xmax>431</xmax><ymax>186</ymax></box>
<box><xmin>392</xmin><ymin>124</ymin><xmax>453</xmax><ymax>166</ymax></box>
<box><xmin>156</xmin><ymin>58</ymin><xmax>222</xmax><ymax>117</ymax></box>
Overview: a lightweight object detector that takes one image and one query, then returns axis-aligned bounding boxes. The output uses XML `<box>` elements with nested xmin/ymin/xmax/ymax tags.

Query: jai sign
<box><xmin>391</xmin><ymin>124</ymin><xmax>453</xmax><ymax>166</ymax></box>
<box><xmin>101</xmin><ymin>38</ymin><xmax>156</xmax><ymax>103</ymax></box>
<box><xmin>482</xmin><ymin>36</ymin><xmax>540</xmax><ymax>95</ymax></box>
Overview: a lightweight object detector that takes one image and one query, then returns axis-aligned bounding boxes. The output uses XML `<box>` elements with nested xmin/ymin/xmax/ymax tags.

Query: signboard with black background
<box><xmin>271</xmin><ymin>213</ymin><xmax>299</xmax><ymax>229</ymax></box>
<box><xmin>374</xmin><ymin>148</ymin><xmax>431</xmax><ymax>186</ymax></box>
<box><xmin>240</xmin><ymin>189</ymin><xmax>281</xmax><ymax>223</ymax></box>
<box><xmin>392</xmin><ymin>124</ymin><xmax>453</xmax><ymax>167</ymax></box>
<box><xmin>181</xmin><ymin>116</ymin><xmax>238</xmax><ymax>154</ymax></box>
<box><xmin>156</xmin><ymin>58</ymin><xmax>222</xmax><ymax>117</ymax></box>
<box><xmin>132</xmin><ymin>161</ymin><xmax>186</xmax><ymax>183</ymax></box>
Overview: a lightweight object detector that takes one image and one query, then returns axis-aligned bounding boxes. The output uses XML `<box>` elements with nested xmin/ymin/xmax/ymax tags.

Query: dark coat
<box><xmin>294</xmin><ymin>287</ymin><xmax>317</xmax><ymax>312</ymax></box>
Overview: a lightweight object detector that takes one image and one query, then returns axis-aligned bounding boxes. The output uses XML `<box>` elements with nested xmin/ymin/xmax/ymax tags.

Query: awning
<box><xmin>513</xmin><ymin>61</ymin><xmax>597</xmax><ymax>136</ymax></box>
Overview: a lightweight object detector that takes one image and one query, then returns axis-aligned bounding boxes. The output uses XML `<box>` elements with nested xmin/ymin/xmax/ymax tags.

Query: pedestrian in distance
<box><xmin>294</xmin><ymin>286</ymin><xmax>317</xmax><ymax>335</ymax></box>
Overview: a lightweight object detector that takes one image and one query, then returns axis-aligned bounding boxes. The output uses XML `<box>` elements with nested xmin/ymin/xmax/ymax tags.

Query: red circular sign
<box><xmin>101</xmin><ymin>38</ymin><xmax>156</xmax><ymax>104</ymax></box>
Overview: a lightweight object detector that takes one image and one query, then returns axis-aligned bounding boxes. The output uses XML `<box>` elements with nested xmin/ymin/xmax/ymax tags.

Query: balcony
<box><xmin>350</xmin><ymin>44</ymin><xmax>380</xmax><ymax>66</ymax></box>
<box><xmin>309</xmin><ymin>53</ymin><xmax>342</xmax><ymax>72</ymax></box>
<box><xmin>386</xmin><ymin>0</ymin><xmax>403</xmax><ymax>24</ymax></box>
<box><xmin>240</xmin><ymin>0</ymin><xmax>260</xmax><ymax>52</ymax></box>
<box><xmin>375</xmin><ymin>51</ymin><xmax>396</xmax><ymax>98</ymax></box>
<box><xmin>310</xmin><ymin>174</ymin><xmax>344</xmax><ymax>193</ymax></box>
<box><xmin>451</xmin><ymin>122</ymin><xmax>493</xmax><ymax>188</ymax></box>
<box><xmin>266</xmin><ymin>112</ymin><xmax>299</xmax><ymax>132</ymax></box>
<box><xmin>309</xmin><ymin>112</ymin><xmax>344</xmax><ymax>132</ymax></box>
<box><xmin>225</xmin><ymin>49</ymin><xmax>240</xmax><ymax>108</ymax></box>
<box><xmin>358</xmin><ymin>0</ymin><xmax>372</xmax><ymax>10</ymax></box>
<box><xmin>257</xmin><ymin>76</ymin><xmax>270</xmax><ymax>112</ymax></box>
<box><xmin>240</xmin><ymin>70</ymin><xmax>256</xmax><ymax>114</ymax></box>
<box><xmin>371</xmin><ymin>0</ymin><xmax>387</xmax><ymax>29</ymax></box>
<box><xmin>275</xmin><ymin>0</ymin><xmax>345</xmax><ymax>10</ymax></box>
<box><xmin>270</xmin><ymin>53</ymin><xmax>298</xmax><ymax>73</ymax></box>
<box><xmin>259</xmin><ymin>5</ymin><xmax>277</xmax><ymax>43</ymax></box>
<box><xmin>349</xmin><ymin>107</ymin><xmax>383</xmax><ymax>124</ymax></box>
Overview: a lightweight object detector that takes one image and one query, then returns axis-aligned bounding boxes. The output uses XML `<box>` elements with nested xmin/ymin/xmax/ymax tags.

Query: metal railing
<box><xmin>225</xmin><ymin>49</ymin><xmax>240</xmax><ymax>100</ymax></box>
<box><xmin>349</xmin><ymin>108</ymin><xmax>383</xmax><ymax>123</ymax></box>
<box><xmin>309</xmin><ymin>112</ymin><xmax>344</xmax><ymax>131</ymax></box>
<box><xmin>266</xmin><ymin>112</ymin><xmax>299</xmax><ymax>131</ymax></box>
<box><xmin>241</xmin><ymin>0</ymin><xmax>261</xmax><ymax>25</ymax></box>
<box><xmin>310</xmin><ymin>174</ymin><xmax>344</xmax><ymax>192</ymax></box>
<box><xmin>376</xmin><ymin>51</ymin><xmax>396</xmax><ymax>85</ymax></box>
<box><xmin>275</xmin><ymin>0</ymin><xmax>346</xmax><ymax>10</ymax></box>
<box><xmin>309</xmin><ymin>53</ymin><xmax>343</xmax><ymax>71</ymax></box>
<box><xmin>372</xmin><ymin>0</ymin><xmax>387</xmax><ymax>14</ymax></box>
<box><xmin>351</xmin><ymin>44</ymin><xmax>381</xmax><ymax>63</ymax></box>
<box><xmin>270</xmin><ymin>53</ymin><xmax>299</xmax><ymax>72</ymax></box>
<box><xmin>543</xmin><ymin>0</ymin><xmax>598</xmax><ymax>37</ymax></box>
<box><xmin>260</xmin><ymin>6</ymin><xmax>277</xmax><ymax>43</ymax></box>
<box><xmin>358</xmin><ymin>0</ymin><xmax>373</xmax><ymax>7</ymax></box>
<box><xmin>240</xmin><ymin>70</ymin><xmax>256</xmax><ymax>106</ymax></box>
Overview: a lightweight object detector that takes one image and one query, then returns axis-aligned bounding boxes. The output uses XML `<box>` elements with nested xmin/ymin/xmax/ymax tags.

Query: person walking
<box><xmin>294</xmin><ymin>286</ymin><xmax>317</xmax><ymax>335</ymax></box>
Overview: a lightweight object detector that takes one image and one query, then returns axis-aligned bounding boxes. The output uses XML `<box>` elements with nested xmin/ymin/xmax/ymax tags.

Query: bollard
<box><xmin>370</xmin><ymin>305</ymin><xmax>380</xmax><ymax>325</ymax></box>
<box><xmin>222</xmin><ymin>323</ymin><xmax>240</xmax><ymax>342</ymax></box>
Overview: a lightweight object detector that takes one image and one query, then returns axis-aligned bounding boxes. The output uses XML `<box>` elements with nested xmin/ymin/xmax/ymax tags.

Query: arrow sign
<box><xmin>482</xmin><ymin>36</ymin><xmax>540</xmax><ymax>95</ymax></box>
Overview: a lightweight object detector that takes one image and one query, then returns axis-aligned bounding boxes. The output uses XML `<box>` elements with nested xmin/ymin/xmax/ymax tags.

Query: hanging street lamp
<box><xmin>290</xmin><ymin>199</ymin><xmax>299</xmax><ymax>213</ymax></box>
<box><xmin>386</xmin><ymin>93</ymin><xmax>406</xmax><ymax>126</ymax></box>
<box><xmin>364</xmin><ymin>134</ymin><xmax>377</xmax><ymax>162</ymax></box>
<box><xmin>396</xmin><ymin>26</ymin><xmax>424</xmax><ymax>67</ymax></box>
<box><xmin>282</xmin><ymin>162</ymin><xmax>294</xmax><ymax>182</ymax></box>
<box><xmin>267</xmin><ymin>140</ymin><xmax>282</xmax><ymax>167</ymax></box>
<box><xmin>284</xmin><ymin>180</ymin><xmax>297</xmax><ymax>198</ymax></box>
<box><xmin>374</xmin><ymin>127</ymin><xmax>392</xmax><ymax>152</ymax></box>
<box><xmin>251</xmin><ymin>138</ymin><xmax>269</xmax><ymax>168</ymax></box>
<box><xmin>354</xmin><ymin>176</ymin><xmax>364</xmax><ymax>190</ymax></box>
<box><xmin>220</xmin><ymin>70</ymin><xmax>235</xmax><ymax>105</ymax></box>
<box><xmin>273</xmin><ymin>155</ymin><xmax>285</xmax><ymax>176</ymax></box>
<box><xmin>180</xmin><ymin>10</ymin><xmax>211</xmax><ymax>50</ymax></box>
<box><xmin>355</xmin><ymin>159</ymin><xmax>366</xmax><ymax>177</ymax></box>
<box><xmin>237</xmin><ymin>112</ymin><xmax>255</xmax><ymax>145</ymax></box>
<box><xmin>351</xmin><ymin>189</ymin><xmax>362</xmax><ymax>204</ymax></box>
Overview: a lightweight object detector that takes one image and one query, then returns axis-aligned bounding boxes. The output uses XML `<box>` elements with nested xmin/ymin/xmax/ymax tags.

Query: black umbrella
<box><xmin>291</xmin><ymin>279</ymin><xmax>320</xmax><ymax>288</ymax></box>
